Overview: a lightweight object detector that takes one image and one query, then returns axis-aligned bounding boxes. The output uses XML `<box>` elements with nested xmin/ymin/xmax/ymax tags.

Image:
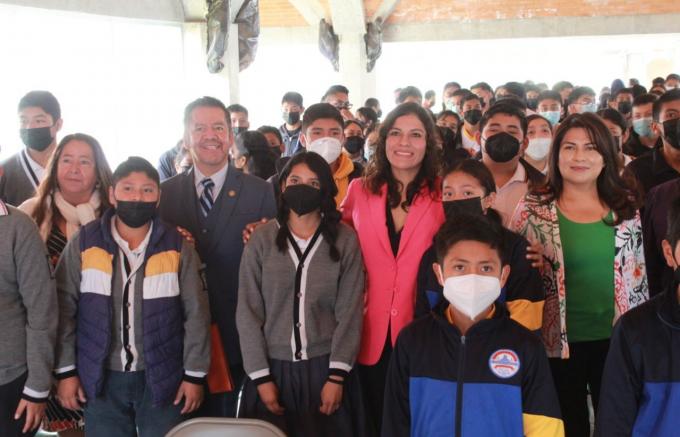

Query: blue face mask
<box><xmin>633</xmin><ymin>117</ymin><xmax>654</xmax><ymax>138</ymax></box>
<box><xmin>539</xmin><ymin>111</ymin><xmax>561</xmax><ymax>127</ymax></box>
<box><xmin>445</xmin><ymin>101</ymin><xmax>459</xmax><ymax>114</ymax></box>
<box><xmin>578</xmin><ymin>102</ymin><xmax>598</xmax><ymax>114</ymax></box>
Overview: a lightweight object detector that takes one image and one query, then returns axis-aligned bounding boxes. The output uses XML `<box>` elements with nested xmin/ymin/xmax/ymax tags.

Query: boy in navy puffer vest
<box><xmin>54</xmin><ymin>157</ymin><xmax>210</xmax><ymax>437</ymax></box>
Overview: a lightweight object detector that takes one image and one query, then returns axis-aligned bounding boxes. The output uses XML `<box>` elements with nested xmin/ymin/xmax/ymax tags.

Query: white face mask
<box><xmin>307</xmin><ymin>137</ymin><xmax>342</xmax><ymax>164</ymax></box>
<box><xmin>526</xmin><ymin>137</ymin><xmax>552</xmax><ymax>160</ymax></box>
<box><xmin>442</xmin><ymin>273</ymin><xmax>501</xmax><ymax>320</ymax></box>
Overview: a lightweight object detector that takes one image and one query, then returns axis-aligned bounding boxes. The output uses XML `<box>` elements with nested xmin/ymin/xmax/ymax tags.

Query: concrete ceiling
<box><xmin>3</xmin><ymin>0</ymin><xmax>680</xmax><ymax>41</ymax></box>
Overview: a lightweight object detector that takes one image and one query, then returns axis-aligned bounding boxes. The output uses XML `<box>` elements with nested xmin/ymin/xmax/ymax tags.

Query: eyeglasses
<box><xmin>334</xmin><ymin>101</ymin><xmax>353</xmax><ymax>110</ymax></box>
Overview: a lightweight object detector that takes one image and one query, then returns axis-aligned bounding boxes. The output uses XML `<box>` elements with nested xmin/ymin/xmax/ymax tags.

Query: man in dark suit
<box><xmin>159</xmin><ymin>96</ymin><xmax>276</xmax><ymax>417</ymax></box>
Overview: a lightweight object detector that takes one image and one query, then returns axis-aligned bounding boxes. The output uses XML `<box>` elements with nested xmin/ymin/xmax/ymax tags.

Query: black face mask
<box><xmin>662</xmin><ymin>118</ymin><xmax>680</xmax><ymax>150</ymax></box>
<box><xmin>283</xmin><ymin>184</ymin><xmax>322</xmax><ymax>216</ymax></box>
<box><xmin>441</xmin><ymin>127</ymin><xmax>456</xmax><ymax>148</ymax></box>
<box><xmin>233</xmin><ymin>127</ymin><xmax>247</xmax><ymax>136</ymax></box>
<box><xmin>443</xmin><ymin>197</ymin><xmax>484</xmax><ymax>220</ymax></box>
<box><xmin>20</xmin><ymin>127</ymin><xmax>53</xmax><ymax>152</ymax></box>
<box><xmin>526</xmin><ymin>98</ymin><xmax>538</xmax><ymax>111</ymax></box>
<box><xmin>344</xmin><ymin>136</ymin><xmax>364</xmax><ymax>154</ymax></box>
<box><xmin>617</xmin><ymin>101</ymin><xmax>633</xmax><ymax>115</ymax></box>
<box><xmin>376</xmin><ymin>109</ymin><xmax>383</xmax><ymax>118</ymax></box>
<box><xmin>463</xmin><ymin>109</ymin><xmax>483</xmax><ymax>125</ymax></box>
<box><xmin>284</xmin><ymin>111</ymin><xmax>301</xmax><ymax>125</ymax></box>
<box><xmin>116</xmin><ymin>201</ymin><xmax>157</xmax><ymax>228</ymax></box>
<box><xmin>484</xmin><ymin>132</ymin><xmax>520</xmax><ymax>163</ymax></box>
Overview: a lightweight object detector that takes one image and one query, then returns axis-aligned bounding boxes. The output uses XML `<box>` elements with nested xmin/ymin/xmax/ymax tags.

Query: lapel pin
<box><xmin>228</xmin><ymin>190</ymin><xmax>236</xmax><ymax>198</ymax></box>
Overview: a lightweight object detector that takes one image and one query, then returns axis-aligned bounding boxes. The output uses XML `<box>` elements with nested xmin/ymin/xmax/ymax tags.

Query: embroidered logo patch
<box><xmin>489</xmin><ymin>349</ymin><xmax>520</xmax><ymax>379</ymax></box>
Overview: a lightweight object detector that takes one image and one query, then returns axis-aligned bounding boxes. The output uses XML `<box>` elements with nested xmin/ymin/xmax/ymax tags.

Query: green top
<box><xmin>558</xmin><ymin>208</ymin><xmax>615</xmax><ymax>342</ymax></box>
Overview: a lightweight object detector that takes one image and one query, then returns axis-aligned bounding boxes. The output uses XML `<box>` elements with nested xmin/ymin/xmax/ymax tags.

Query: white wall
<box><xmin>0</xmin><ymin>4</ymin><xmax>188</xmax><ymax>167</ymax></box>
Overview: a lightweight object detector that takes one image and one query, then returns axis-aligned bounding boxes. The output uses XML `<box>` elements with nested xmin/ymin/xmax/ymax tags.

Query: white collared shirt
<box><xmin>495</xmin><ymin>164</ymin><xmax>529</xmax><ymax>227</ymax></box>
<box><xmin>194</xmin><ymin>163</ymin><xmax>229</xmax><ymax>201</ymax></box>
<box><xmin>111</xmin><ymin>217</ymin><xmax>153</xmax><ymax>371</ymax></box>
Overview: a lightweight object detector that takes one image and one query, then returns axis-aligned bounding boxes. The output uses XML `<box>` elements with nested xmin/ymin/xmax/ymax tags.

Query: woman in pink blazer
<box><xmin>341</xmin><ymin>102</ymin><xmax>444</xmax><ymax>432</ymax></box>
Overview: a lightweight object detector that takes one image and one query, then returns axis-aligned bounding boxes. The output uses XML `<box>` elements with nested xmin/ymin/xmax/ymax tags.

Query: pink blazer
<box><xmin>341</xmin><ymin>178</ymin><xmax>445</xmax><ymax>365</ymax></box>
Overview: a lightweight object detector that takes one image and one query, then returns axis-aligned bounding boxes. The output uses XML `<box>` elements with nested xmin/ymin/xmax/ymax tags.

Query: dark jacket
<box><xmin>382</xmin><ymin>301</ymin><xmax>564</xmax><ymax>437</ymax></box>
<box><xmin>642</xmin><ymin>178</ymin><xmax>680</xmax><ymax>296</ymax></box>
<box><xmin>596</xmin><ymin>283</ymin><xmax>680</xmax><ymax>436</ymax></box>
<box><xmin>159</xmin><ymin>166</ymin><xmax>277</xmax><ymax>365</ymax></box>
<box><xmin>625</xmin><ymin>145</ymin><xmax>680</xmax><ymax>196</ymax></box>
<box><xmin>623</xmin><ymin>132</ymin><xmax>661</xmax><ymax>159</ymax></box>
<box><xmin>415</xmin><ymin>221</ymin><xmax>545</xmax><ymax>331</ymax></box>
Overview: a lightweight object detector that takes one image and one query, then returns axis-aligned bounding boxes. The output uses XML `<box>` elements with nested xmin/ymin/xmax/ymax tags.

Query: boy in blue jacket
<box><xmin>382</xmin><ymin>214</ymin><xmax>564</xmax><ymax>437</ymax></box>
<box><xmin>596</xmin><ymin>197</ymin><xmax>680</xmax><ymax>436</ymax></box>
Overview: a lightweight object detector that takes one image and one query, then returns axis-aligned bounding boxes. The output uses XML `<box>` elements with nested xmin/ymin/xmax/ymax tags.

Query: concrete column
<box><xmin>328</xmin><ymin>0</ymin><xmax>376</xmax><ymax>105</ymax></box>
<box><xmin>181</xmin><ymin>19</ymin><xmax>239</xmax><ymax>104</ymax></box>
<box><xmin>337</xmin><ymin>32</ymin><xmax>376</xmax><ymax>105</ymax></box>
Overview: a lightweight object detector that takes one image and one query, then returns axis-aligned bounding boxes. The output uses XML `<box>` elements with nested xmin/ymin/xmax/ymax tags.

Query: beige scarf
<box><xmin>20</xmin><ymin>190</ymin><xmax>101</xmax><ymax>241</ymax></box>
<box><xmin>53</xmin><ymin>190</ymin><xmax>101</xmax><ymax>239</ymax></box>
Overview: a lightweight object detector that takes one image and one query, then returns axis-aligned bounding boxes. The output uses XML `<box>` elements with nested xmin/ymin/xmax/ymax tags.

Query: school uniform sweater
<box><xmin>0</xmin><ymin>202</ymin><xmax>56</xmax><ymax>401</ymax></box>
<box><xmin>237</xmin><ymin>220</ymin><xmax>365</xmax><ymax>382</ymax></box>
<box><xmin>0</xmin><ymin>152</ymin><xmax>39</xmax><ymax>207</ymax></box>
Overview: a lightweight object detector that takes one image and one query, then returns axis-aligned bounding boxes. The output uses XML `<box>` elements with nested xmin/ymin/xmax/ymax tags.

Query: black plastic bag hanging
<box><xmin>235</xmin><ymin>0</ymin><xmax>260</xmax><ymax>71</ymax></box>
<box><xmin>318</xmin><ymin>18</ymin><xmax>339</xmax><ymax>72</ymax></box>
<box><xmin>206</xmin><ymin>0</ymin><xmax>230</xmax><ymax>73</ymax></box>
<box><xmin>365</xmin><ymin>18</ymin><xmax>383</xmax><ymax>73</ymax></box>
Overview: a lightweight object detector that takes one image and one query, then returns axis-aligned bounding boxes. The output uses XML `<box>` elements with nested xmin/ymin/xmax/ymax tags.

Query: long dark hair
<box><xmin>364</xmin><ymin>102</ymin><xmax>440</xmax><ymax>210</ymax></box>
<box><xmin>32</xmin><ymin>133</ymin><xmax>113</xmax><ymax>229</ymax></box>
<box><xmin>276</xmin><ymin>152</ymin><xmax>342</xmax><ymax>261</ymax></box>
<box><xmin>442</xmin><ymin>158</ymin><xmax>503</xmax><ymax>225</ymax></box>
<box><xmin>542</xmin><ymin>113</ymin><xmax>640</xmax><ymax>224</ymax></box>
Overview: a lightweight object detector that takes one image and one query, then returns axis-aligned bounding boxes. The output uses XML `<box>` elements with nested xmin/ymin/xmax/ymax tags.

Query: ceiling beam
<box><xmin>287</xmin><ymin>0</ymin><xmax>326</xmax><ymax>26</ymax></box>
<box><xmin>371</xmin><ymin>0</ymin><xmax>401</xmax><ymax>23</ymax></box>
<box><xmin>179</xmin><ymin>0</ymin><xmax>204</xmax><ymax>22</ymax></box>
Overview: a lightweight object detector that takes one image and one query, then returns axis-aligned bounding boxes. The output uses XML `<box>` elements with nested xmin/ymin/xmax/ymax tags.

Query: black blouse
<box><xmin>385</xmin><ymin>199</ymin><xmax>402</xmax><ymax>257</ymax></box>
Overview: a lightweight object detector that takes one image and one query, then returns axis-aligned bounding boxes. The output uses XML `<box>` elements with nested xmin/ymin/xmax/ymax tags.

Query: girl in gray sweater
<box><xmin>237</xmin><ymin>152</ymin><xmax>370</xmax><ymax>436</ymax></box>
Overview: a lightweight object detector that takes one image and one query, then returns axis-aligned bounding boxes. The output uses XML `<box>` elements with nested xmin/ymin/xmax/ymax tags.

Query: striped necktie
<box><xmin>200</xmin><ymin>178</ymin><xmax>215</xmax><ymax>217</ymax></box>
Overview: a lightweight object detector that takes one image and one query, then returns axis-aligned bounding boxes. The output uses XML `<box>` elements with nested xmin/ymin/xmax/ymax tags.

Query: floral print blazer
<box><xmin>510</xmin><ymin>194</ymin><xmax>648</xmax><ymax>359</ymax></box>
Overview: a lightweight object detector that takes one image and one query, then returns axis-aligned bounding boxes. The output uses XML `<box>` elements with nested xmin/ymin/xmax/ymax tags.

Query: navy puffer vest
<box><xmin>77</xmin><ymin>209</ymin><xmax>184</xmax><ymax>406</ymax></box>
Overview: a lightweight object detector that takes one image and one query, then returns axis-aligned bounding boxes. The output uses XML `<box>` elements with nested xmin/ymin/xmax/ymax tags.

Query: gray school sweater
<box><xmin>0</xmin><ymin>152</ymin><xmax>37</xmax><ymax>207</ymax></box>
<box><xmin>0</xmin><ymin>203</ymin><xmax>56</xmax><ymax>400</ymax></box>
<box><xmin>236</xmin><ymin>220</ymin><xmax>365</xmax><ymax>381</ymax></box>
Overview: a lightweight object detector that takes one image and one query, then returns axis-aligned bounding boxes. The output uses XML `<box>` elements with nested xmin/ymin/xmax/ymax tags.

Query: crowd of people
<box><xmin>2</xmin><ymin>72</ymin><xmax>680</xmax><ymax>437</ymax></box>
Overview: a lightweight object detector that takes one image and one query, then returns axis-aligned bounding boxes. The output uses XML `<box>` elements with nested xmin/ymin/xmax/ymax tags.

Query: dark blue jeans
<box><xmin>84</xmin><ymin>371</ymin><xmax>182</xmax><ymax>437</ymax></box>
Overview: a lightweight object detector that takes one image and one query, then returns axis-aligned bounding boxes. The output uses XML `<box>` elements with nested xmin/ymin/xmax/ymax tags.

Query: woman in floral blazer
<box><xmin>510</xmin><ymin>113</ymin><xmax>648</xmax><ymax>437</ymax></box>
